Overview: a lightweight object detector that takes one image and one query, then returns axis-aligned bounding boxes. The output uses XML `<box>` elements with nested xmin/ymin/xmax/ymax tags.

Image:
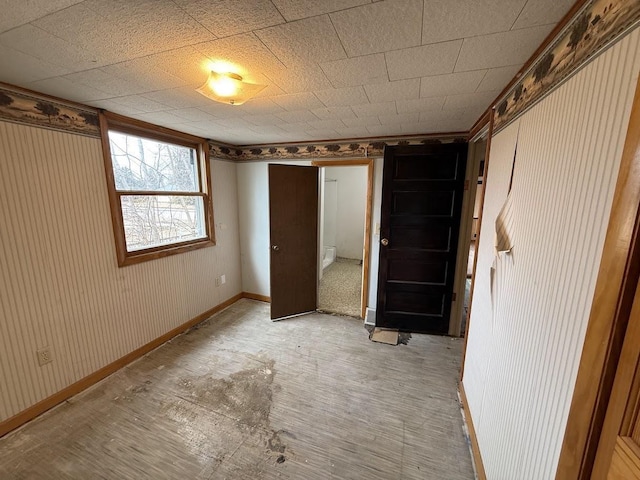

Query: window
<box><xmin>100</xmin><ymin>112</ymin><xmax>215</xmax><ymax>266</ymax></box>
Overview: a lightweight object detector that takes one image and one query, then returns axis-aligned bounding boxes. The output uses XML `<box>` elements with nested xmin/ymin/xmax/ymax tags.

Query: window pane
<box><xmin>120</xmin><ymin>195</ymin><xmax>206</xmax><ymax>251</ymax></box>
<box><xmin>109</xmin><ymin>131</ymin><xmax>199</xmax><ymax>192</ymax></box>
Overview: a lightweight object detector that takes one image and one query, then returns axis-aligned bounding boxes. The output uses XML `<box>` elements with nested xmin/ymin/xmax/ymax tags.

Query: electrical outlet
<box><xmin>37</xmin><ymin>347</ymin><xmax>53</xmax><ymax>366</ymax></box>
<box><xmin>220</xmin><ymin>274</ymin><xmax>226</xmax><ymax>285</ymax></box>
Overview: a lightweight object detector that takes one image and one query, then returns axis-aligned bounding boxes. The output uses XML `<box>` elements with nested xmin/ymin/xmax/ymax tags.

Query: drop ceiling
<box><xmin>0</xmin><ymin>0</ymin><xmax>575</xmax><ymax>146</ymax></box>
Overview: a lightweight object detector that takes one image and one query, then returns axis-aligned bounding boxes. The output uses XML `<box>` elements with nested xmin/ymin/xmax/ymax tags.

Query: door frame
<box><xmin>450</xmin><ymin>117</ymin><xmax>490</xmax><ymax>336</ymax></box>
<box><xmin>556</xmin><ymin>77</ymin><xmax>640</xmax><ymax>479</ymax></box>
<box><xmin>311</xmin><ymin>159</ymin><xmax>374</xmax><ymax>319</ymax></box>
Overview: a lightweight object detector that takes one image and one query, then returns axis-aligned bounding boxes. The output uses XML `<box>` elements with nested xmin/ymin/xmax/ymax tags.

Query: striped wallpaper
<box><xmin>463</xmin><ymin>27</ymin><xmax>640</xmax><ymax>479</ymax></box>
<box><xmin>0</xmin><ymin>122</ymin><xmax>241</xmax><ymax>423</ymax></box>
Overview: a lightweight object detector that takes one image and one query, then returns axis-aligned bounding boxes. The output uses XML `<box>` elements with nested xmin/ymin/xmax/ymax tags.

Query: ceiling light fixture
<box><xmin>196</xmin><ymin>71</ymin><xmax>267</xmax><ymax>106</ymax></box>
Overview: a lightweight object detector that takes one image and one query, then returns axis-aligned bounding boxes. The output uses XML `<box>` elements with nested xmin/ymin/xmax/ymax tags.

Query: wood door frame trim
<box><xmin>556</xmin><ymin>77</ymin><xmax>640</xmax><ymax>479</ymax></box>
<box><xmin>592</xmin><ymin>275</ymin><xmax>640</xmax><ymax>477</ymax></box>
<box><xmin>450</xmin><ymin>120</ymin><xmax>489</xmax><ymax>336</ymax></box>
<box><xmin>311</xmin><ymin>159</ymin><xmax>373</xmax><ymax>319</ymax></box>
<box><xmin>459</xmin><ymin>381</ymin><xmax>487</xmax><ymax>480</ymax></box>
<box><xmin>460</xmin><ymin>111</ymin><xmax>494</xmax><ymax>379</ymax></box>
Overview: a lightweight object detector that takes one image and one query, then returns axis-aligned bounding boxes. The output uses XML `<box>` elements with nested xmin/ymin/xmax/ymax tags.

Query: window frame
<box><xmin>99</xmin><ymin>111</ymin><xmax>215</xmax><ymax>267</ymax></box>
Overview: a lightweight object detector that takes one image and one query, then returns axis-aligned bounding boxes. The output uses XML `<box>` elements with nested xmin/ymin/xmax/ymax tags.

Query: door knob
<box><xmin>272</xmin><ymin>245</ymin><xmax>280</xmax><ymax>251</ymax></box>
<box><xmin>381</xmin><ymin>238</ymin><xmax>389</xmax><ymax>246</ymax></box>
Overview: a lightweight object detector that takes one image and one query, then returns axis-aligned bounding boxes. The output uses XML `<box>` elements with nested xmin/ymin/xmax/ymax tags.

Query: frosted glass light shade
<box><xmin>196</xmin><ymin>71</ymin><xmax>267</xmax><ymax>106</ymax></box>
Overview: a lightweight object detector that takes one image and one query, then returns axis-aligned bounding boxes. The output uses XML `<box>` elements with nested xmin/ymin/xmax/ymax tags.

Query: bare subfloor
<box><xmin>0</xmin><ymin>299</ymin><xmax>474</xmax><ymax>480</ymax></box>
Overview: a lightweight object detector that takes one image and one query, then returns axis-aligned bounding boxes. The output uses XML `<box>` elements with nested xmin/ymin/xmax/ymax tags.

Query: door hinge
<box><xmin>452</xmin><ymin>292</ymin><xmax>457</xmax><ymax>301</ymax></box>
<box><xmin>464</xmin><ymin>180</ymin><xmax>470</xmax><ymax>191</ymax></box>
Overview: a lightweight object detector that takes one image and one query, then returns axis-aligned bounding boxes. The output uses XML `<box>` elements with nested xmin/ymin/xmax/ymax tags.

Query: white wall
<box><xmin>0</xmin><ymin>121</ymin><xmax>242</xmax><ymax>424</ymax></box>
<box><xmin>237</xmin><ymin>159</ymin><xmax>383</xmax><ymax>307</ymax></box>
<box><xmin>325</xmin><ymin>166</ymin><xmax>368</xmax><ymax>260</ymax></box>
<box><xmin>462</xmin><ymin>28</ymin><xmax>640</xmax><ymax>479</ymax></box>
<box><xmin>322</xmin><ymin>179</ymin><xmax>338</xmax><ymax>248</ymax></box>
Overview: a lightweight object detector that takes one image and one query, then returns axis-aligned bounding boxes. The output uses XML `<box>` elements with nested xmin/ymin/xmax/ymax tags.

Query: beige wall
<box><xmin>462</xmin><ymin>28</ymin><xmax>640</xmax><ymax>478</ymax></box>
<box><xmin>0</xmin><ymin>121</ymin><xmax>241</xmax><ymax>423</ymax></box>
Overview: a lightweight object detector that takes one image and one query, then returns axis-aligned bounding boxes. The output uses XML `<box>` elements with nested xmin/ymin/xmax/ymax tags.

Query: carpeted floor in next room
<box><xmin>318</xmin><ymin>258</ymin><xmax>362</xmax><ymax>317</ymax></box>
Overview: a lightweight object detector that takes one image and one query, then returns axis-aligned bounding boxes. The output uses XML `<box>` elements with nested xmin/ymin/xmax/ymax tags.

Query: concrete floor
<box><xmin>0</xmin><ymin>299</ymin><xmax>475</xmax><ymax>479</ymax></box>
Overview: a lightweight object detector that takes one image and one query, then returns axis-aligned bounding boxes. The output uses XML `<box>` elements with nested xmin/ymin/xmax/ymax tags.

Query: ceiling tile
<box><xmin>512</xmin><ymin>0</ymin><xmax>576</xmax><ymax>29</ymax></box>
<box><xmin>330</xmin><ymin>0</ymin><xmax>423</xmax><ymax>56</ymax></box>
<box><xmin>0</xmin><ymin>45</ymin><xmax>69</xmax><ymax>84</ymax></box>
<box><xmin>265</xmin><ymin>64</ymin><xmax>333</xmax><ymax>94</ymax></box>
<box><xmin>338</xmin><ymin>126</ymin><xmax>371</xmax><ymax>138</ymax></box>
<box><xmin>321</xmin><ymin>54</ymin><xmax>388</xmax><ymax>88</ymax></box>
<box><xmin>233</xmin><ymin>98</ymin><xmax>286</xmax><ymax>116</ymax></box>
<box><xmin>422</xmin><ymin>0</ymin><xmax>527</xmax><ymax>44</ymax></box>
<box><xmin>0</xmin><ymin>24</ymin><xmax>98</xmax><ymax>73</ymax></box>
<box><xmin>170</xmin><ymin>107</ymin><xmax>218</xmax><ymax>122</ymax></box>
<box><xmin>99</xmin><ymin>59</ymin><xmax>186</xmax><ymax>92</ymax></box>
<box><xmin>455</xmin><ymin>25</ymin><xmax>553</xmax><ymax>72</ymax></box>
<box><xmin>174</xmin><ymin>0</ymin><xmax>284</xmax><ymax>37</ymax></box>
<box><xmin>134</xmin><ymin>111</ymin><xmax>192</xmax><ymax>125</ymax></box>
<box><xmin>244</xmin><ymin>114</ymin><xmax>286</xmax><ymax>126</ymax></box>
<box><xmin>256</xmin><ymin>16</ymin><xmax>346</xmax><ymax>66</ymax></box>
<box><xmin>271</xmin><ymin>92</ymin><xmax>324</xmax><ymax>111</ymax></box>
<box><xmin>83</xmin><ymin>99</ymin><xmax>145</xmax><ymax>116</ymax></box>
<box><xmin>62</xmin><ymin>69</ymin><xmax>147</xmax><ymax>97</ymax></box>
<box><xmin>271</xmin><ymin>0</ymin><xmax>370</xmax><ymax>21</ymax></box>
<box><xmin>107</xmin><ymin>95</ymin><xmax>169</xmax><ymax>113</ymax></box>
<box><xmin>351</xmin><ymin>101</ymin><xmax>397</xmax><ymax>118</ymax></box>
<box><xmin>253</xmin><ymin>83</ymin><xmax>286</xmax><ymax>99</ymax></box>
<box><xmin>279</xmin><ymin>122</ymin><xmax>313</xmax><ymax>133</ymax></box>
<box><xmin>143</xmin><ymin>46</ymin><xmax>211</xmax><ymax>86</ymax></box>
<box><xmin>418</xmin><ymin>109</ymin><xmax>470</xmax><ymax>131</ymax></box>
<box><xmin>84</xmin><ymin>0</ymin><xmax>215</xmax><ymax>54</ymax></box>
<box><xmin>311</xmin><ymin>106</ymin><xmax>356</xmax><ymax>120</ymax></box>
<box><xmin>34</xmin><ymin>0</ymin><xmax>215</xmax><ymax>64</ymax></box>
<box><xmin>275</xmin><ymin>110</ymin><xmax>320</xmax><ymax>123</ymax></box>
<box><xmin>366</xmin><ymin>124</ymin><xmax>404</xmax><ymax>136</ymax></box>
<box><xmin>420</xmin><ymin>70</ymin><xmax>486</xmax><ymax>98</ymax></box>
<box><xmin>305</xmin><ymin>129</ymin><xmax>340</xmax><ymax>140</ymax></box>
<box><xmin>476</xmin><ymin>65</ymin><xmax>521</xmax><ymax>92</ymax></box>
<box><xmin>143</xmin><ymin>87</ymin><xmax>204</xmax><ymax>109</ymax></box>
<box><xmin>443</xmin><ymin>90</ymin><xmax>501</xmax><ymax>111</ymax></box>
<box><xmin>378</xmin><ymin>112</ymin><xmax>420</xmax><ymax>125</ymax></box>
<box><xmin>385</xmin><ymin>40</ymin><xmax>462</xmax><ymax>80</ymax></box>
<box><xmin>198</xmin><ymin>101</ymin><xmax>253</xmax><ymax>118</ymax></box>
<box><xmin>27</xmin><ymin>76</ymin><xmax>109</xmax><ymax>102</ymax></box>
<box><xmin>246</xmin><ymin>124</ymin><xmax>289</xmax><ymax>136</ymax></box>
<box><xmin>364</xmin><ymin>79</ymin><xmax>420</xmax><ymax>103</ymax></box>
<box><xmin>307</xmin><ymin>119</ymin><xmax>347</xmax><ymax>131</ymax></box>
<box><xmin>342</xmin><ymin>116</ymin><xmax>381</xmax><ymax>127</ymax></box>
<box><xmin>193</xmin><ymin>33</ymin><xmax>285</xmax><ymax>82</ymax></box>
<box><xmin>314</xmin><ymin>86</ymin><xmax>369</xmax><ymax>107</ymax></box>
<box><xmin>0</xmin><ymin>0</ymin><xmax>84</xmax><ymax>33</ymax></box>
<box><xmin>395</xmin><ymin>96</ymin><xmax>445</xmax><ymax>114</ymax></box>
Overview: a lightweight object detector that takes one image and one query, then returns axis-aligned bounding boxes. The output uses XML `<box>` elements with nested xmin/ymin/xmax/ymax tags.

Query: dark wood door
<box><xmin>376</xmin><ymin>143</ymin><xmax>468</xmax><ymax>334</ymax></box>
<box><xmin>269</xmin><ymin>164</ymin><xmax>318</xmax><ymax>320</ymax></box>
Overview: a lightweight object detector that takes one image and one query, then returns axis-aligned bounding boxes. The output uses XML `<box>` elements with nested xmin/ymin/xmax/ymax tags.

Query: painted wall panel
<box><xmin>462</xmin><ymin>28</ymin><xmax>640</xmax><ymax>479</ymax></box>
<box><xmin>0</xmin><ymin>122</ymin><xmax>241</xmax><ymax>422</ymax></box>
<box><xmin>324</xmin><ymin>166</ymin><xmax>368</xmax><ymax>261</ymax></box>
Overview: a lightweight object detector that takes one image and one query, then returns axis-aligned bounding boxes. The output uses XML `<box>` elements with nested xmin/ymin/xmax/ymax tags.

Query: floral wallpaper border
<box><xmin>208</xmin><ymin>135</ymin><xmax>466</xmax><ymax>161</ymax></box>
<box><xmin>0</xmin><ymin>85</ymin><xmax>100</xmax><ymax>137</ymax></box>
<box><xmin>493</xmin><ymin>0</ymin><xmax>640</xmax><ymax>133</ymax></box>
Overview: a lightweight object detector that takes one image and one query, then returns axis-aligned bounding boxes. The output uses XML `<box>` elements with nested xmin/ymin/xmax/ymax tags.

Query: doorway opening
<box><xmin>312</xmin><ymin>160</ymin><xmax>373</xmax><ymax>319</ymax></box>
